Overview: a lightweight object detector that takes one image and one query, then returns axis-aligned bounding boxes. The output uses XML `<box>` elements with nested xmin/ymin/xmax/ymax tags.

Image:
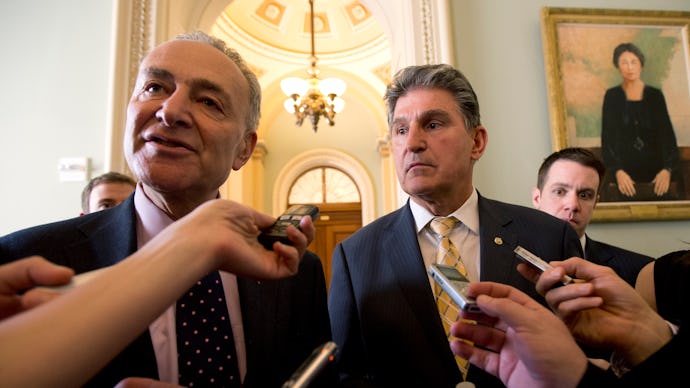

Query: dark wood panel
<box><xmin>307</xmin><ymin>203</ymin><xmax>362</xmax><ymax>290</ymax></box>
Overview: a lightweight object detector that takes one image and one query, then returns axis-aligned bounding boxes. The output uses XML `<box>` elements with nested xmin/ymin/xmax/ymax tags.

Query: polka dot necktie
<box><xmin>429</xmin><ymin>216</ymin><xmax>469</xmax><ymax>380</ymax></box>
<box><xmin>176</xmin><ymin>271</ymin><xmax>240</xmax><ymax>387</ymax></box>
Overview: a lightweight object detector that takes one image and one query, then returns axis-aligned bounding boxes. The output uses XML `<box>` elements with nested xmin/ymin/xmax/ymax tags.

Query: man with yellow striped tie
<box><xmin>328</xmin><ymin>64</ymin><xmax>583</xmax><ymax>388</ymax></box>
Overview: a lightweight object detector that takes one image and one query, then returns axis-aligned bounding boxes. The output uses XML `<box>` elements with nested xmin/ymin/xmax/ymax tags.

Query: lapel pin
<box><xmin>494</xmin><ymin>237</ymin><xmax>503</xmax><ymax>245</ymax></box>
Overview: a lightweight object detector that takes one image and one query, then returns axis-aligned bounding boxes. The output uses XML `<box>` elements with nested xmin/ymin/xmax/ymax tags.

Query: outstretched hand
<box><xmin>146</xmin><ymin>199</ymin><xmax>309</xmax><ymax>280</ymax></box>
<box><xmin>536</xmin><ymin>258</ymin><xmax>672</xmax><ymax>367</ymax></box>
<box><xmin>450</xmin><ymin>281</ymin><xmax>587</xmax><ymax>388</ymax></box>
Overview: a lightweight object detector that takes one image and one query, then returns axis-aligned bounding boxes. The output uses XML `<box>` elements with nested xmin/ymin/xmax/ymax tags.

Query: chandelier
<box><xmin>280</xmin><ymin>0</ymin><xmax>346</xmax><ymax>132</ymax></box>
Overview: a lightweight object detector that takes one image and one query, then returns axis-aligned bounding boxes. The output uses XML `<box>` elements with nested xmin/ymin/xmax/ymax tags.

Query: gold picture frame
<box><xmin>541</xmin><ymin>7</ymin><xmax>690</xmax><ymax>222</ymax></box>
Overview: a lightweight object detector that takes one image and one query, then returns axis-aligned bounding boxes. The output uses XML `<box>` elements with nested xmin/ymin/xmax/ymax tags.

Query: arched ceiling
<box><xmin>209</xmin><ymin>0</ymin><xmax>392</xmax><ymax>134</ymax></box>
<box><xmin>219</xmin><ymin>0</ymin><xmax>384</xmax><ymax>55</ymax></box>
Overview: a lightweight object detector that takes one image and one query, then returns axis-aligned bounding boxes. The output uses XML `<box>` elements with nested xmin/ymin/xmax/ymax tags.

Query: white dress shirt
<box><xmin>411</xmin><ymin>189</ymin><xmax>482</xmax><ymax>289</ymax></box>
<box><xmin>133</xmin><ymin>184</ymin><xmax>247</xmax><ymax>384</ymax></box>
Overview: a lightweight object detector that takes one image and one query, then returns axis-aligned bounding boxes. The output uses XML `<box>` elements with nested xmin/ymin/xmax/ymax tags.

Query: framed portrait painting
<box><xmin>541</xmin><ymin>7</ymin><xmax>690</xmax><ymax>221</ymax></box>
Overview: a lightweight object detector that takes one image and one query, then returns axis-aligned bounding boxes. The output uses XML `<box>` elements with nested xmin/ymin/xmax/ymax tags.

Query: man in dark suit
<box><xmin>0</xmin><ymin>32</ymin><xmax>332</xmax><ymax>388</ymax></box>
<box><xmin>327</xmin><ymin>64</ymin><xmax>583</xmax><ymax>387</ymax></box>
<box><xmin>532</xmin><ymin>147</ymin><xmax>652</xmax><ymax>286</ymax></box>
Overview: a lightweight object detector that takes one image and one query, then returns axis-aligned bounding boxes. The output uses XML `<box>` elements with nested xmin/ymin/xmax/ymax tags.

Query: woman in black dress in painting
<box><xmin>601</xmin><ymin>42</ymin><xmax>682</xmax><ymax>201</ymax></box>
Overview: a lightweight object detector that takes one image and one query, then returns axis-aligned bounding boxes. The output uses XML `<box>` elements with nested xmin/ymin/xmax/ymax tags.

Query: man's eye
<box><xmin>393</xmin><ymin>126</ymin><xmax>408</xmax><ymax>135</ymax></box>
<box><xmin>144</xmin><ymin>83</ymin><xmax>164</xmax><ymax>94</ymax></box>
<box><xmin>428</xmin><ymin>122</ymin><xmax>441</xmax><ymax>129</ymax></box>
<box><xmin>200</xmin><ymin>98</ymin><xmax>220</xmax><ymax>109</ymax></box>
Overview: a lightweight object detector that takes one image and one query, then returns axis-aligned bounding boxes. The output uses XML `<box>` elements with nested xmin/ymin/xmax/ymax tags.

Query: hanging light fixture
<box><xmin>281</xmin><ymin>0</ymin><xmax>346</xmax><ymax>132</ymax></box>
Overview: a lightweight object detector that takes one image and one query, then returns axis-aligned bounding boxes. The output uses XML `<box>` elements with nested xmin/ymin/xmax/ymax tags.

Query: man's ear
<box><xmin>470</xmin><ymin>125</ymin><xmax>488</xmax><ymax>161</ymax></box>
<box><xmin>232</xmin><ymin>131</ymin><xmax>258</xmax><ymax>171</ymax></box>
<box><xmin>531</xmin><ymin>187</ymin><xmax>542</xmax><ymax>208</ymax></box>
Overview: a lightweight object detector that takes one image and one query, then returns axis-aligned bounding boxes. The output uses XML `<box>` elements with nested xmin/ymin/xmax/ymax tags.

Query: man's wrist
<box><xmin>610</xmin><ymin>319</ymin><xmax>677</xmax><ymax>376</ymax></box>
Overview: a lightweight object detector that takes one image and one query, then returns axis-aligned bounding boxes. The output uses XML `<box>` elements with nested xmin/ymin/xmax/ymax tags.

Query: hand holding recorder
<box><xmin>429</xmin><ymin>263</ymin><xmax>480</xmax><ymax>313</ymax></box>
<box><xmin>514</xmin><ymin>246</ymin><xmax>573</xmax><ymax>286</ymax></box>
<box><xmin>449</xmin><ymin>281</ymin><xmax>590</xmax><ymax>388</ymax></box>
<box><xmin>512</xmin><ymin>248</ymin><xmax>670</xmax><ymax>364</ymax></box>
<box><xmin>534</xmin><ymin>257</ymin><xmax>672</xmax><ymax>366</ymax></box>
<box><xmin>259</xmin><ymin>204</ymin><xmax>319</xmax><ymax>250</ymax></box>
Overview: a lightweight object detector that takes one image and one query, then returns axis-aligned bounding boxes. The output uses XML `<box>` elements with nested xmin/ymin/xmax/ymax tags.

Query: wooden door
<box><xmin>307</xmin><ymin>202</ymin><xmax>362</xmax><ymax>290</ymax></box>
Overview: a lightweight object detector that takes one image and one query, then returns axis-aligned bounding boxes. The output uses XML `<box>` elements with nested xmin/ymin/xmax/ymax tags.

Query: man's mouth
<box><xmin>406</xmin><ymin>161</ymin><xmax>431</xmax><ymax>173</ymax></box>
<box><xmin>152</xmin><ymin>137</ymin><xmax>181</xmax><ymax>147</ymax></box>
<box><xmin>145</xmin><ymin>134</ymin><xmax>191</xmax><ymax>150</ymax></box>
<box><xmin>561</xmin><ymin>213</ymin><xmax>576</xmax><ymax>224</ymax></box>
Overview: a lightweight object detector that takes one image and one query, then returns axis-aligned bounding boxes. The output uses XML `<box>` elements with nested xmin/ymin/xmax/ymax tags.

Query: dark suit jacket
<box><xmin>0</xmin><ymin>196</ymin><xmax>334</xmax><ymax>388</ymax></box>
<box><xmin>585</xmin><ymin>236</ymin><xmax>652</xmax><ymax>286</ymax></box>
<box><xmin>327</xmin><ymin>194</ymin><xmax>583</xmax><ymax>388</ymax></box>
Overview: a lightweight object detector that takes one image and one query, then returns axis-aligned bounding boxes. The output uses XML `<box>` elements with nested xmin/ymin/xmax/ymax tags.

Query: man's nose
<box><xmin>563</xmin><ymin>192</ymin><xmax>580</xmax><ymax>211</ymax></box>
<box><xmin>156</xmin><ymin>90</ymin><xmax>192</xmax><ymax>128</ymax></box>
<box><xmin>405</xmin><ymin>124</ymin><xmax>427</xmax><ymax>152</ymax></box>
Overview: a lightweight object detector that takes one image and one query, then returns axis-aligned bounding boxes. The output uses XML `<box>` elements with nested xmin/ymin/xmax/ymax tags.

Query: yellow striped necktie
<box><xmin>429</xmin><ymin>216</ymin><xmax>469</xmax><ymax>380</ymax></box>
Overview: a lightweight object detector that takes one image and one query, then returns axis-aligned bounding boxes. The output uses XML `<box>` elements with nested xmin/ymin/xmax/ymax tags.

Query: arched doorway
<box><xmin>288</xmin><ymin>166</ymin><xmax>362</xmax><ymax>288</ymax></box>
<box><xmin>275</xmin><ymin>148</ymin><xmax>373</xmax><ymax>287</ymax></box>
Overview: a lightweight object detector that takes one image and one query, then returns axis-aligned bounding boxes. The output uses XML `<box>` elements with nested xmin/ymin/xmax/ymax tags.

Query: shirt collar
<box><xmin>133</xmin><ymin>182</ymin><xmax>175</xmax><ymax>248</ymax></box>
<box><xmin>410</xmin><ymin>188</ymin><xmax>480</xmax><ymax>234</ymax></box>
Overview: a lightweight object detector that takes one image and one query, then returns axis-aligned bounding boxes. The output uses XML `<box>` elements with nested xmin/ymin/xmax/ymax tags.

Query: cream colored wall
<box><xmin>0</xmin><ymin>0</ymin><xmax>115</xmax><ymax>235</ymax></box>
<box><xmin>450</xmin><ymin>0</ymin><xmax>690</xmax><ymax>258</ymax></box>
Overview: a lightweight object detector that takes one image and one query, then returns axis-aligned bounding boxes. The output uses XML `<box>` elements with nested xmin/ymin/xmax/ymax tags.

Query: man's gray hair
<box><xmin>383</xmin><ymin>64</ymin><xmax>481</xmax><ymax>132</ymax></box>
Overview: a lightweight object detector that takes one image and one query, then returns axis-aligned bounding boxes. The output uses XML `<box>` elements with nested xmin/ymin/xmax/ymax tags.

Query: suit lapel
<box><xmin>384</xmin><ymin>204</ymin><xmax>435</xmax><ymax>310</ymax></box>
<box><xmin>65</xmin><ymin>195</ymin><xmax>159</xmax><ymax>384</ymax></box>
<box><xmin>383</xmin><ymin>204</ymin><xmax>459</xmax><ymax>357</ymax></box>
<box><xmin>477</xmin><ymin>195</ymin><xmax>519</xmax><ymax>283</ymax></box>
<box><xmin>64</xmin><ymin>196</ymin><xmax>138</xmax><ymax>273</ymax></box>
<box><xmin>585</xmin><ymin>236</ymin><xmax>612</xmax><ymax>265</ymax></box>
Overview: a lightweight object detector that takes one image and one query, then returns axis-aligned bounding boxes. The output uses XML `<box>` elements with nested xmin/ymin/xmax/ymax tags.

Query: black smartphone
<box><xmin>282</xmin><ymin>341</ymin><xmax>337</xmax><ymax>388</ymax></box>
<box><xmin>258</xmin><ymin>204</ymin><xmax>319</xmax><ymax>249</ymax></box>
<box><xmin>513</xmin><ymin>245</ymin><xmax>573</xmax><ymax>285</ymax></box>
<box><xmin>429</xmin><ymin>263</ymin><xmax>481</xmax><ymax>313</ymax></box>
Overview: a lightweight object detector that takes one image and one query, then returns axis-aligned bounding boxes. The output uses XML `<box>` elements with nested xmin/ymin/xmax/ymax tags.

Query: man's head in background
<box><xmin>81</xmin><ymin>172</ymin><xmax>136</xmax><ymax>215</ymax></box>
<box><xmin>532</xmin><ymin>147</ymin><xmax>605</xmax><ymax>237</ymax></box>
